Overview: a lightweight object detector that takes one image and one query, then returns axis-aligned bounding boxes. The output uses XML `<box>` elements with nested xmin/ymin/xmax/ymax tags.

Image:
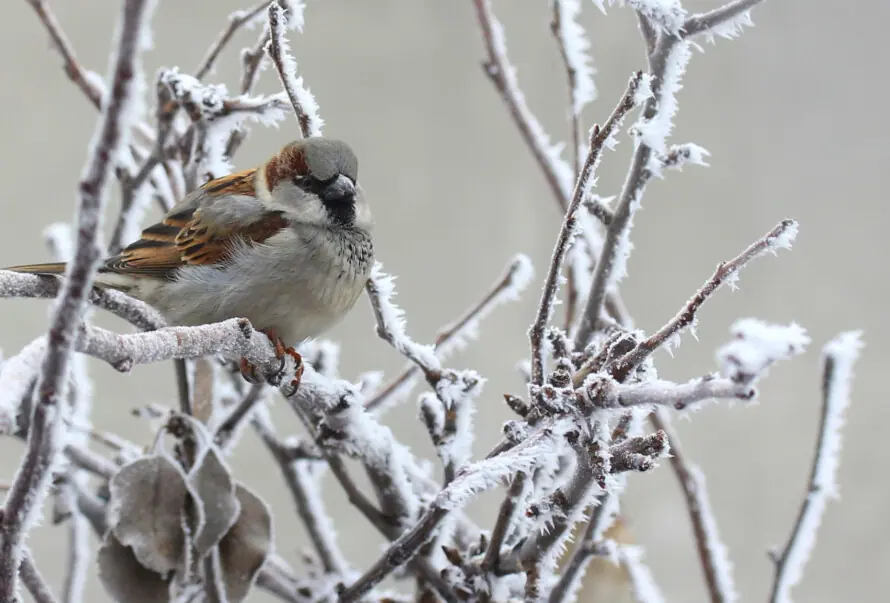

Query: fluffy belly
<box><xmin>153</xmin><ymin>269</ymin><xmax>362</xmax><ymax>345</ymax></box>
<box><xmin>114</xmin><ymin>227</ymin><xmax>373</xmax><ymax>346</ymax></box>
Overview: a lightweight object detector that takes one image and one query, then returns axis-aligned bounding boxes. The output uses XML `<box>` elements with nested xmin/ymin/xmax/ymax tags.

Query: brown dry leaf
<box><xmin>218</xmin><ymin>483</ymin><xmax>273</xmax><ymax>602</ymax></box>
<box><xmin>108</xmin><ymin>455</ymin><xmax>190</xmax><ymax>575</ymax></box>
<box><xmin>97</xmin><ymin>531</ymin><xmax>172</xmax><ymax>603</ymax></box>
<box><xmin>188</xmin><ymin>445</ymin><xmax>241</xmax><ymax>558</ymax></box>
<box><xmin>191</xmin><ymin>358</ymin><xmax>215</xmax><ymax>424</ymax></box>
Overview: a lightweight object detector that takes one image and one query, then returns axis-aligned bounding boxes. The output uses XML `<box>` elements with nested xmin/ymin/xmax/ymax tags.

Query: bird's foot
<box><xmin>241</xmin><ymin>328</ymin><xmax>304</xmax><ymax>389</ymax></box>
<box><xmin>239</xmin><ymin>357</ymin><xmax>263</xmax><ymax>384</ymax></box>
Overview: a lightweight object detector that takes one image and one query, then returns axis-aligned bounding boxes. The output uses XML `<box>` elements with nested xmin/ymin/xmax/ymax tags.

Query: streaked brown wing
<box><xmin>104</xmin><ymin>170</ymin><xmax>288</xmax><ymax>279</ymax></box>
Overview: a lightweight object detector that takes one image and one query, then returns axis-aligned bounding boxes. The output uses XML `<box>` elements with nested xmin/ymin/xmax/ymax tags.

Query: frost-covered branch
<box><xmin>266</xmin><ymin>1</ymin><xmax>322</xmax><ymax>138</ymax></box>
<box><xmin>652</xmin><ymin>410</ymin><xmax>737</xmax><ymax>603</ymax></box>
<box><xmin>339</xmin><ymin>426</ymin><xmax>561</xmax><ymax>601</ymax></box>
<box><xmin>530</xmin><ymin>71</ymin><xmax>647</xmax><ymax>392</ymax></box>
<box><xmin>768</xmin><ymin>331</ymin><xmax>863</xmax><ymax>603</ymax></box>
<box><xmin>550</xmin><ymin>0</ymin><xmax>595</xmax><ymax>176</ymax></box>
<box><xmin>574</xmin><ymin>29</ymin><xmax>690</xmax><ymax>346</ymax></box>
<box><xmin>367</xmin><ymin>254</ymin><xmax>532</xmax><ymax>412</ymax></box>
<box><xmin>366</xmin><ymin>264</ymin><xmax>443</xmax><ymax>381</ymax></box>
<box><xmin>471</xmin><ymin>0</ymin><xmax>574</xmax><ymax>211</ymax></box>
<box><xmin>260</xmin><ymin>429</ymin><xmax>350</xmax><ymax>576</ymax></box>
<box><xmin>19</xmin><ymin>548</ymin><xmax>59</xmax><ymax>603</ymax></box>
<box><xmin>605</xmin><ymin>218</ymin><xmax>799</xmax><ymax>383</ymax></box>
<box><xmin>108</xmin><ymin>73</ymin><xmax>179</xmax><ymax>253</ymax></box>
<box><xmin>547</xmin><ymin>496</ymin><xmax>620</xmax><ymax>603</ymax></box>
<box><xmin>682</xmin><ymin>0</ymin><xmax>765</xmax><ymax>39</ymax></box>
<box><xmin>0</xmin><ymin>271</ymin><xmax>165</xmax><ymax>332</ymax></box>
<box><xmin>196</xmin><ymin>0</ymin><xmax>273</xmax><ymax>80</ymax></box>
<box><xmin>2</xmin><ymin>2</ymin><xmax>860</xmax><ymax>602</ymax></box>
<box><xmin>0</xmin><ymin>1</ymin><xmax>155</xmax><ymax>599</ymax></box>
<box><xmin>24</xmin><ymin>0</ymin><xmax>103</xmax><ymax>109</ymax></box>
<box><xmin>612</xmin><ymin>542</ymin><xmax>665</xmax><ymax>603</ymax></box>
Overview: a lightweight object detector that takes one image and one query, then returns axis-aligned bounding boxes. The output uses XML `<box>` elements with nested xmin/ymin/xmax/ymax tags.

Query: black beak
<box><xmin>321</xmin><ymin>175</ymin><xmax>356</xmax><ymax>204</ymax></box>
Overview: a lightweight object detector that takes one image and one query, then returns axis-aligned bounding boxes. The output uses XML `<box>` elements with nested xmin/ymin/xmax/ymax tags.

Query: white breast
<box><xmin>148</xmin><ymin>227</ymin><xmax>373</xmax><ymax>345</ymax></box>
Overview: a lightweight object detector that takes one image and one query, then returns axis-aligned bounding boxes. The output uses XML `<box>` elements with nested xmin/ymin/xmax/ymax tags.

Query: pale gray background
<box><xmin>1</xmin><ymin>0</ymin><xmax>886</xmax><ymax>602</ymax></box>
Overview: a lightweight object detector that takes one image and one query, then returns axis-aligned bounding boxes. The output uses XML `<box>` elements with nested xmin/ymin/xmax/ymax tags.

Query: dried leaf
<box><xmin>188</xmin><ymin>445</ymin><xmax>241</xmax><ymax>558</ymax></box>
<box><xmin>108</xmin><ymin>455</ymin><xmax>189</xmax><ymax>575</ymax></box>
<box><xmin>191</xmin><ymin>358</ymin><xmax>215</xmax><ymax>424</ymax></box>
<box><xmin>97</xmin><ymin>532</ymin><xmax>172</xmax><ymax>603</ymax></box>
<box><xmin>218</xmin><ymin>483</ymin><xmax>273</xmax><ymax>603</ymax></box>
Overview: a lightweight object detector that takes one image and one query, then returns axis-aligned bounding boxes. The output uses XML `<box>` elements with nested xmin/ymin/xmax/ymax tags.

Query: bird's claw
<box><xmin>239</xmin><ymin>358</ymin><xmax>262</xmax><ymax>384</ymax></box>
<box><xmin>237</xmin><ymin>328</ymin><xmax>304</xmax><ymax>390</ymax></box>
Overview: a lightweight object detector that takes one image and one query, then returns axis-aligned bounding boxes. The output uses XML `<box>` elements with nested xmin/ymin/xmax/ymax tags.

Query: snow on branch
<box><xmin>0</xmin><ymin>271</ymin><xmax>165</xmax><ymax>332</ymax></box>
<box><xmin>768</xmin><ymin>331</ymin><xmax>864</xmax><ymax>603</ymax></box>
<box><xmin>366</xmin><ymin>263</ymin><xmax>443</xmax><ymax>379</ymax></box>
<box><xmin>195</xmin><ymin>0</ymin><xmax>274</xmax><ymax>80</ymax></box>
<box><xmin>472</xmin><ymin>0</ymin><xmax>575</xmax><ymax>209</ymax></box>
<box><xmin>682</xmin><ymin>0</ymin><xmax>766</xmax><ymax>40</ymax></box>
<box><xmin>0</xmin><ymin>0</ymin><xmax>157</xmax><ymax>599</ymax></box>
<box><xmin>530</xmin><ymin>71</ymin><xmax>648</xmax><ymax>393</ymax></box>
<box><xmin>551</xmin><ymin>0</ymin><xmax>596</xmax><ymax>176</ymax></box>
<box><xmin>2</xmin><ymin>2</ymin><xmax>862</xmax><ymax>603</ymax></box>
<box><xmin>652</xmin><ymin>410</ymin><xmax>737</xmax><ymax>603</ymax></box>
<box><xmin>266</xmin><ymin>1</ymin><xmax>322</xmax><ymax>138</ymax></box>
<box><xmin>605</xmin><ymin>218</ymin><xmax>799</xmax><ymax>382</ymax></box>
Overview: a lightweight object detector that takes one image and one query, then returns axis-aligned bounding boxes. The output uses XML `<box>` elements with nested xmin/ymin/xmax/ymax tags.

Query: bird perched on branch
<box><xmin>6</xmin><ymin>138</ymin><xmax>374</xmax><ymax>382</ymax></box>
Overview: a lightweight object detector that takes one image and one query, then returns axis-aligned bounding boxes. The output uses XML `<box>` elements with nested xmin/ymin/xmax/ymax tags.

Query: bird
<box><xmin>5</xmin><ymin>137</ymin><xmax>375</xmax><ymax>382</ymax></box>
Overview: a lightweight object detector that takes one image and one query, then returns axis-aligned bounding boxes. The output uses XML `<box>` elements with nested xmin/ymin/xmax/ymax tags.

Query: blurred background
<box><xmin>1</xmin><ymin>0</ymin><xmax>886</xmax><ymax>601</ymax></box>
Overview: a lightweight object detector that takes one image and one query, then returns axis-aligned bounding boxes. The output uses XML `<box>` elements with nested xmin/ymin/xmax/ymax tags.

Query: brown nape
<box><xmin>200</xmin><ymin>168</ymin><xmax>259</xmax><ymax>197</ymax></box>
<box><xmin>264</xmin><ymin>143</ymin><xmax>309</xmax><ymax>190</ymax></box>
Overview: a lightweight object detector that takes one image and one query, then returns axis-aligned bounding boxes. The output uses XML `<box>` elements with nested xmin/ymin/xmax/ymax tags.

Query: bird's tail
<box><xmin>4</xmin><ymin>262</ymin><xmax>69</xmax><ymax>275</ymax></box>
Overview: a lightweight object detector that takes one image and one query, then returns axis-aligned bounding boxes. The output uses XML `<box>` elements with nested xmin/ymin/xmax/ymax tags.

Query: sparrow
<box><xmin>6</xmin><ymin>137</ymin><xmax>375</xmax><ymax>382</ymax></box>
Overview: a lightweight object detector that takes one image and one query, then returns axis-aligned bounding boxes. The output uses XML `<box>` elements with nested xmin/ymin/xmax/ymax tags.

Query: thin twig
<box><xmin>108</xmin><ymin>73</ymin><xmax>178</xmax><ymax>254</ymax></box>
<box><xmin>195</xmin><ymin>1</ymin><xmax>273</xmax><ymax>80</ymax></box>
<box><xmin>768</xmin><ymin>332</ymin><xmax>863</xmax><ymax>603</ymax></box>
<box><xmin>19</xmin><ymin>549</ymin><xmax>59</xmax><ymax>603</ymax></box>
<box><xmin>0</xmin><ymin>2</ymin><xmax>154</xmax><ymax>599</ymax></box>
<box><xmin>651</xmin><ymin>410</ymin><xmax>736</xmax><ymax>603</ymax></box>
<box><xmin>260</xmin><ymin>431</ymin><xmax>349</xmax><ymax>576</ymax></box>
<box><xmin>636</xmin><ymin>11</ymin><xmax>658</xmax><ymax>57</ymax></box>
<box><xmin>61</xmin><ymin>488</ymin><xmax>89</xmax><ymax>603</ymax></box>
<box><xmin>365</xmin><ymin>255</ymin><xmax>532</xmax><ymax>411</ymax></box>
<box><xmin>215</xmin><ymin>382</ymin><xmax>266</xmax><ymax>447</ymax></box>
<box><xmin>529</xmin><ymin>72</ymin><xmax>645</xmax><ymax>392</ymax></box>
<box><xmin>547</xmin><ymin>494</ymin><xmax>617</xmax><ymax>603</ymax></box>
<box><xmin>595</xmin><ymin>218</ymin><xmax>798</xmax><ymax>384</ymax></box>
<box><xmin>0</xmin><ymin>271</ymin><xmax>165</xmax><ymax>331</ymax></box>
<box><xmin>573</xmin><ymin>31</ymin><xmax>683</xmax><ymax>347</ymax></box>
<box><xmin>682</xmin><ymin>0</ymin><xmax>766</xmax><ymax>39</ymax></box>
<box><xmin>339</xmin><ymin>428</ymin><xmax>557</xmax><ymax>601</ymax></box>
<box><xmin>472</xmin><ymin>0</ymin><xmax>570</xmax><ymax>211</ymax></box>
<box><xmin>480</xmin><ymin>472</ymin><xmax>526</xmax><ymax>572</ymax></box>
<box><xmin>266</xmin><ymin>1</ymin><xmax>321</xmax><ymax>138</ymax></box>
<box><xmin>550</xmin><ymin>0</ymin><xmax>589</xmax><ymax>178</ymax></box>
<box><xmin>25</xmin><ymin>0</ymin><xmax>103</xmax><ymax>109</ymax></box>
